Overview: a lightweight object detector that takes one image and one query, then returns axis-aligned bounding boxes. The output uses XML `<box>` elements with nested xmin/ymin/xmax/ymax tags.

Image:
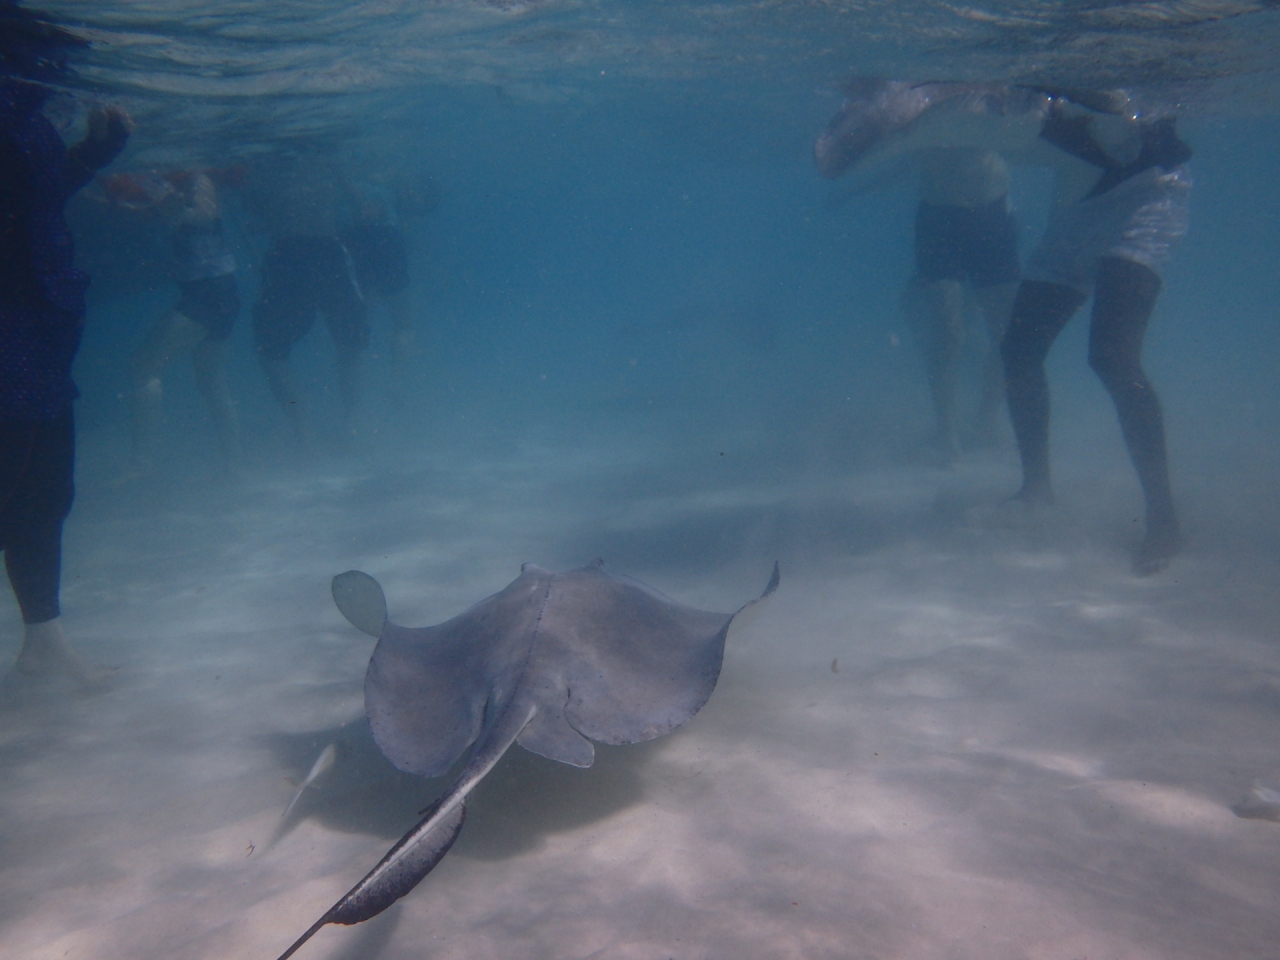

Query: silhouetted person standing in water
<box><xmin>1001</xmin><ymin>92</ymin><xmax>1192</xmax><ymax>575</ymax></box>
<box><xmin>109</xmin><ymin>169</ymin><xmax>243</xmax><ymax>479</ymax></box>
<box><xmin>814</xmin><ymin>81</ymin><xmax>1193</xmax><ymax>573</ymax></box>
<box><xmin>338</xmin><ymin>191</ymin><xmax>414</xmax><ymax>402</ymax></box>
<box><xmin>814</xmin><ymin>81</ymin><xmax>1020</xmax><ymax>465</ymax></box>
<box><xmin>902</xmin><ymin>147</ymin><xmax>1019</xmax><ymax>464</ymax></box>
<box><xmin>0</xmin><ymin>2</ymin><xmax>130</xmax><ymax>683</ymax></box>
<box><xmin>247</xmin><ymin>158</ymin><xmax>368</xmax><ymax>449</ymax></box>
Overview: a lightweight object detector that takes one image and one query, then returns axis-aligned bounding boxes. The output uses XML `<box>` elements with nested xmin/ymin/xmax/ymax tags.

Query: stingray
<box><xmin>276</xmin><ymin>559</ymin><xmax>779</xmax><ymax>959</ymax></box>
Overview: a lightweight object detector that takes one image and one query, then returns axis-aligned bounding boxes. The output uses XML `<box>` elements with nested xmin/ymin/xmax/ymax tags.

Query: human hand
<box><xmin>87</xmin><ymin>104</ymin><xmax>135</xmax><ymax>144</ymax></box>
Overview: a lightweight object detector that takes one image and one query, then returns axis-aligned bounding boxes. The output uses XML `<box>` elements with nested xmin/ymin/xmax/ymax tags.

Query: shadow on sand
<box><xmin>260</xmin><ymin>716</ymin><xmax>656</xmax><ymax>860</ymax></box>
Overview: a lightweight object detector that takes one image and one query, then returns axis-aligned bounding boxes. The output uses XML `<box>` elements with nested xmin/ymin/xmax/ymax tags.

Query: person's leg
<box><xmin>384</xmin><ymin>287</ymin><xmax>415</xmax><ymax>402</ymax></box>
<box><xmin>1000</xmin><ymin>280</ymin><xmax>1087</xmax><ymax>504</ymax></box>
<box><xmin>334</xmin><ymin>343</ymin><xmax>363</xmax><ymax>438</ymax></box>
<box><xmin>1</xmin><ymin>414</ymin><xmax>102</xmax><ymax>687</ymax></box>
<box><xmin>971</xmin><ymin>281</ymin><xmax>1018</xmax><ymax>445</ymax></box>
<box><xmin>958</xmin><ymin>193</ymin><xmax>1021</xmax><ymax>447</ymax></box>
<box><xmin>192</xmin><ymin>337</ymin><xmax>243</xmax><ymax>471</ymax></box>
<box><xmin>253</xmin><ymin>242</ymin><xmax>315</xmax><ymax>448</ymax></box>
<box><xmin>1087</xmin><ymin>255</ymin><xmax>1179</xmax><ymax>574</ymax></box>
<box><xmin>128</xmin><ymin>309</ymin><xmax>207</xmax><ymax>475</ymax></box>
<box><xmin>903</xmin><ymin>276</ymin><xmax>966</xmax><ymax>464</ymax></box>
<box><xmin>323</xmin><ymin>241</ymin><xmax>370</xmax><ymax>440</ymax></box>
<box><xmin>181</xmin><ymin>275</ymin><xmax>244</xmax><ymax>470</ymax></box>
<box><xmin>911</xmin><ymin>202</ymin><xmax>970</xmax><ymax>464</ymax></box>
<box><xmin>258</xmin><ymin>352</ymin><xmax>310</xmax><ymax>447</ymax></box>
<box><xmin>5</xmin><ymin>516</ymin><xmax>64</xmax><ymax>631</ymax></box>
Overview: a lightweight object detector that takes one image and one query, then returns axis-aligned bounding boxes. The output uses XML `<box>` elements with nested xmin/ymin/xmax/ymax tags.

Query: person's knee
<box><xmin>255</xmin><ymin>339</ymin><xmax>291</xmax><ymax>369</ymax></box>
<box><xmin>976</xmin><ymin>282</ymin><xmax>1018</xmax><ymax>338</ymax></box>
<box><xmin>1088</xmin><ymin>341</ymin><xmax>1142</xmax><ymax>390</ymax></box>
<box><xmin>1097</xmin><ymin>256</ymin><xmax>1161</xmax><ymax>304</ymax></box>
<box><xmin>1002</xmin><ymin>281</ymin><xmax>1083</xmax><ymax>372</ymax></box>
<box><xmin>1000</xmin><ymin>322</ymin><xmax>1039</xmax><ymax>376</ymax></box>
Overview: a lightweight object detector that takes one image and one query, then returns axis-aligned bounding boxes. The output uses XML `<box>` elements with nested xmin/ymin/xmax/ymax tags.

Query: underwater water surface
<box><xmin>3</xmin><ymin>2</ymin><xmax>1280</xmax><ymax>959</ymax></box>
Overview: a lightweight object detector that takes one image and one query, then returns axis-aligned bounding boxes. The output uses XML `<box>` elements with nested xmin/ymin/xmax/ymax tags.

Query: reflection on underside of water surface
<box><xmin>30</xmin><ymin>0</ymin><xmax>1280</xmax><ymax>164</ymax></box>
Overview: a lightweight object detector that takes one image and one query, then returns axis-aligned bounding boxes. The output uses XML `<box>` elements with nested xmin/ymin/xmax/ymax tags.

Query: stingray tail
<box><xmin>724</xmin><ymin>561</ymin><xmax>780</xmax><ymax>635</ymax></box>
<box><xmin>280</xmin><ymin>743</ymin><xmax>339</xmax><ymax>824</ymax></box>
<box><xmin>762</xmin><ymin>561</ymin><xmax>780</xmax><ymax>599</ymax></box>
<box><xmin>274</xmin><ymin>796</ymin><xmax>466</xmax><ymax>960</ymax></box>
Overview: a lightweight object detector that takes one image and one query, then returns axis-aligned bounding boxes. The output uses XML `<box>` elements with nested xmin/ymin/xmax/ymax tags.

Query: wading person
<box><xmin>0</xmin><ymin>2</ymin><xmax>131</xmax><ymax>683</ymax></box>
<box><xmin>108</xmin><ymin>168</ymin><xmax>243</xmax><ymax>478</ymax></box>
<box><xmin>1002</xmin><ymin>93</ymin><xmax>1192</xmax><ymax>575</ymax></box>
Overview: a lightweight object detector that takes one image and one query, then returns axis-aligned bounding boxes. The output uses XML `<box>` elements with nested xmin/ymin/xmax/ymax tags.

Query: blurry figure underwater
<box><xmin>0</xmin><ymin>1</ymin><xmax>130</xmax><ymax>685</ymax></box>
<box><xmin>816</xmin><ymin>80</ymin><xmax>1192</xmax><ymax>575</ymax></box>
<box><xmin>338</xmin><ymin>184</ymin><xmax>415</xmax><ymax>404</ymax></box>
<box><xmin>245</xmin><ymin>157</ymin><xmax>369</xmax><ymax>451</ymax></box>
<box><xmin>102</xmin><ymin>167</ymin><xmax>245</xmax><ymax>479</ymax></box>
<box><xmin>818</xmin><ymin>79</ymin><xmax>1020</xmax><ymax>465</ymax></box>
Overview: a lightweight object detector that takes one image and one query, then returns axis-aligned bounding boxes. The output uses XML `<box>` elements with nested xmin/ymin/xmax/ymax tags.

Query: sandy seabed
<box><xmin>2</xmin><ymin>429</ymin><xmax>1279</xmax><ymax>960</ymax></box>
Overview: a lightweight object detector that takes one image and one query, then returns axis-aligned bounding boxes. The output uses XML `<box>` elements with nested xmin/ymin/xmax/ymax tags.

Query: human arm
<box><xmin>65</xmin><ymin>104</ymin><xmax>133</xmax><ymax>194</ymax></box>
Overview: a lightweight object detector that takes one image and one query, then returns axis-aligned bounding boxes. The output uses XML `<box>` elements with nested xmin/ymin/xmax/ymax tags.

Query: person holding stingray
<box><xmin>0</xmin><ymin>2</ymin><xmax>130</xmax><ymax>683</ymax></box>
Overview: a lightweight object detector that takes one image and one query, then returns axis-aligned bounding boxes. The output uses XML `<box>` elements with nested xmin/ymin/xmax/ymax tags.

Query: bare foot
<box><xmin>1009</xmin><ymin>482</ymin><xmax>1054</xmax><ymax>509</ymax></box>
<box><xmin>15</xmin><ymin>619</ymin><xmax>113</xmax><ymax>692</ymax></box>
<box><xmin>1133</xmin><ymin>517</ymin><xmax>1181</xmax><ymax>576</ymax></box>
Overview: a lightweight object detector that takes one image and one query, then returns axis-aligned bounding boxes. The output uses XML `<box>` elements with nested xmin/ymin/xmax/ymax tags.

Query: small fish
<box><xmin>831</xmin><ymin>658</ymin><xmax>839</xmax><ymax>674</ymax></box>
<box><xmin>280</xmin><ymin>743</ymin><xmax>338</xmax><ymax>823</ymax></box>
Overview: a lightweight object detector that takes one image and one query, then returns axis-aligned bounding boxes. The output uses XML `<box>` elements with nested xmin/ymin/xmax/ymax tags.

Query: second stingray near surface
<box><xmin>277</xmin><ymin>559</ymin><xmax>779</xmax><ymax>960</ymax></box>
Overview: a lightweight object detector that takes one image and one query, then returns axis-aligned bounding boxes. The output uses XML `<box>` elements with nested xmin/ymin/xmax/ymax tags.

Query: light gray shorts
<box><xmin>1024</xmin><ymin>165</ymin><xmax>1192</xmax><ymax>294</ymax></box>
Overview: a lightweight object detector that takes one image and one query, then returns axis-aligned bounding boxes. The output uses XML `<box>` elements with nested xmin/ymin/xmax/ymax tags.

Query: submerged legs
<box><xmin>1001</xmin><ymin>257</ymin><xmax>1179</xmax><ymax>574</ymax></box>
<box><xmin>905</xmin><ymin>277</ymin><xmax>966</xmax><ymax>464</ymax></box>
<box><xmin>1087</xmin><ymin>257</ymin><xmax>1179</xmax><ymax>574</ymax></box>
<box><xmin>129</xmin><ymin>310</ymin><xmax>242</xmax><ymax>476</ymax></box>
<box><xmin>1001</xmin><ymin>279</ymin><xmax>1085</xmax><ymax>504</ymax></box>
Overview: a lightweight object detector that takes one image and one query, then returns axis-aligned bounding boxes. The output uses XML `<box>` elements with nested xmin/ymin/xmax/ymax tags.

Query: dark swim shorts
<box><xmin>175</xmin><ymin>274</ymin><xmax>241</xmax><ymax>342</ymax></box>
<box><xmin>915</xmin><ymin>196</ymin><xmax>1020</xmax><ymax>288</ymax></box>
<box><xmin>252</xmin><ymin>235</ymin><xmax>368</xmax><ymax>362</ymax></box>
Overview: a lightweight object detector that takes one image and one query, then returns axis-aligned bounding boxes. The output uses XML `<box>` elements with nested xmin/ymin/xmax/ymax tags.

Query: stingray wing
<box><xmin>538</xmin><ymin>565</ymin><xmax>736</xmax><ymax>746</ymax></box>
<box><xmin>365</xmin><ymin>567</ymin><xmax>553</xmax><ymax>777</ymax></box>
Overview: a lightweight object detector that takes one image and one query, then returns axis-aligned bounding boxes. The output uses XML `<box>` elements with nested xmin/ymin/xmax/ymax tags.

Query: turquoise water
<box><xmin>4</xmin><ymin>3</ymin><xmax>1280</xmax><ymax>959</ymax></box>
